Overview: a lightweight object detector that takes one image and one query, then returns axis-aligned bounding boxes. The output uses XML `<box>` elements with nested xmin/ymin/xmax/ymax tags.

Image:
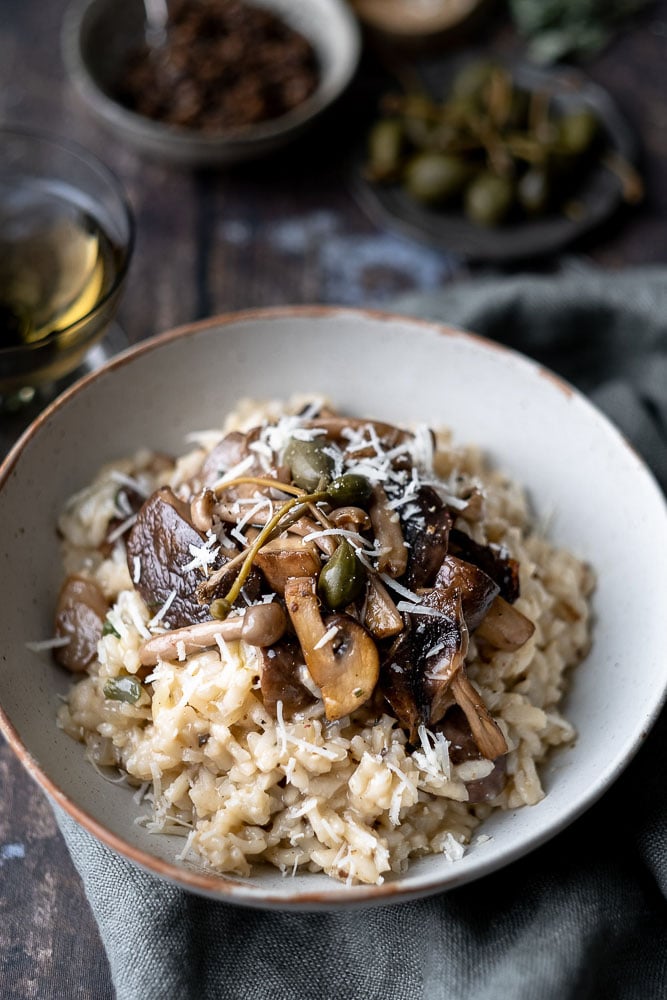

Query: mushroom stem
<box><xmin>450</xmin><ymin>671</ymin><xmax>508</xmax><ymax>760</ymax></box>
<box><xmin>475</xmin><ymin>596</ymin><xmax>535</xmax><ymax>650</ymax></box>
<box><xmin>190</xmin><ymin>489</ymin><xmax>216</xmax><ymax>532</ymax></box>
<box><xmin>369</xmin><ymin>484</ymin><xmax>408</xmax><ymax>578</ymax></box>
<box><xmin>139</xmin><ymin>603</ymin><xmax>287</xmax><ymax>665</ymax></box>
<box><xmin>364</xmin><ymin>574</ymin><xmax>403</xmax><ymax>639</ymax></box>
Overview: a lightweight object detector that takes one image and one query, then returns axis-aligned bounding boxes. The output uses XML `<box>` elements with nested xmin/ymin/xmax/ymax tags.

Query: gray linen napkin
<box><xmin>56</xmin><ymin>268</ymin><xmax>667</xmax><ymax>1000</ymax></box>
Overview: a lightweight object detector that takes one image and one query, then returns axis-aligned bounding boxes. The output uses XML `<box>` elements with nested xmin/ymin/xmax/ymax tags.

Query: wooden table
<box><xmin>1</xmin><ymin>2</ymin><xmax>666</xmax><ymax>995</ymax></box>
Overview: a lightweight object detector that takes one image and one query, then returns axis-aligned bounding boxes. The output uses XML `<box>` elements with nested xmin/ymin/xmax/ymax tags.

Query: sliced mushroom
<box><xmin>139</xmin><ymin>602</ymin><xmax>287</xmax><ymax>665</ymax></box>
<box><xmin>379</xmin><ymin>659</ymin><xmax>422</xmax><ymax>739</ymax></box>
<box><xmin>456</xmin><ymin>488</ymin><xmax>485</xmax><ymax>523</ymax></box>
<box><xmin>190</xmin><ymin>489</ymin><xmax>216</xmax><ymax>533</ymax></box>
<box><xmin>260</xmin><ymin>639</ymin><xmax>318</xmax><ymax>719</ymax></box>
<box><xmin>364</xmin><ymin>574</ymin><xmax>403</xmax><ymax>639</ymax></box>
<box><xmin>401</xmin><ymin>486</ymin><xmax>452</xmax><ymax>589</ymax></box>
<box><xmin>369</xmin><ymin>484</ymin><xmax>407</xmax><ymax>578</ymax></box>
<box><xmin>475</xmin><ymin>595</ymin><xmax>535</xmax><ymax>651</ymax></box>
<box><xmin>381</xmin><ymin>584</ymin><xmax>507</xmax><ymax>760</ymax></box>
<box><xmin>381</xmin><ymin>587</ymin><xmax>467</xmax><ymax>734</ymax></box>
<box><xmin>198</xmin><ymin>429</ymin><xmax>259</xmax><ymax>488</ymax></box>
<box><xmin>327</xmin><ymin>506</ymin><xmax>371</xmax><ymax>533</ymax></box>
<box><xmin>303</xmin><ymin>417</ymin><xmax>407</xmax><ymax>447</ymax></box>
<box><xmin>254</xmin><ymin>535</ymin><xmax>322</xmax><ymax>596</ymax></box>
<box><xmin>126</xmin><ymin>487</ymin><xmax>214</xmax><ymax>628</ymax></box>
<box><xmin>54</xmin><ymin>575</ymin><xmax>108</xmax><ymax>673</ymax></box>
<box><xmin>284</xmin><ymin>576</ymin><xmax>379</xmax><ymax>720</ymax></box>
<box><xmin>465</xmin><ymin>755</ymin><xmax>507</xmax><ymax>803</ymax></box>
<box><xmin>450</xmin><ymin>671</ymin><xmax>508</xmax><ymax>760</ymax></box>
<box><xmin>434</xmin><ymin>554</ymin><xmax>500</xmax><ymax>631</ymax></box>
<box><xmin>448</xmin><ymin>529</ymin><xmax>521</xmax><ymax>604</ymax></box>
<box><xmin>438</xmin><ymin>705</ymin><xmax>507</xmax><ymax>802</ymax></box>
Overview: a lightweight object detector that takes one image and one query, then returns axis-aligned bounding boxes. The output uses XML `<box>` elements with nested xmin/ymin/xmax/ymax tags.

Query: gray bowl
<box><xmin>62</xmin><ymin>0</ymin><xmax>361</xmax><ymax>167</ymax></box>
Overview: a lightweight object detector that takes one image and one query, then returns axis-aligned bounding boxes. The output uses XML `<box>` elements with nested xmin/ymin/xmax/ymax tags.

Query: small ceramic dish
<box><xmin>350</xmin><ymin>0</ymin><xmax>490</xmax><ymax>46</ymax></box>
<box><xmin>62</xmin><ymin>0</ymin><xmax>361</xmax><ymax>167</ymax></box>
<box><xmin>1</xmin><ymin>307</ymin><xmax>666</xmax><ymax>910</ymax></box>
<box><xmin>352</xmin><ymin>61</ymin><xmax>639</xmax><ymax>261</ymax></box>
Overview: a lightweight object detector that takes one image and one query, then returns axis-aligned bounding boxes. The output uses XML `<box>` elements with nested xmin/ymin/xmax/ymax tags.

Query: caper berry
<box><xmin>326</xmin><ymin>474</ymin><xmax>372</xmax><ymax>508</ymax></box>
<box><xmin>464</xmin><ymin>172</ymin><xmax>514</xmax><ymax>227</ymax></box>
<box><xmin>367</xmin><ymin>118</ymin><xmax>404</xmax><ymax>181</ymax></box>
<box><xmin>517</xmin><ymin>167</ymin><xmax>551</xmax><ymax>216</ymax></box>
<box><xmin>318</xmin><ymin>540</ymin><xmax>366</xmax><ymax>611</ymax></box>
<box><xmin>210</xmin><ymin>597</ymin><xmax>232</xmax><ymax>620</ymax></box>
<box><xmin>103</xmin><ymin>675</ymin><xmax>143</xmax><ymax>704</ymax></box>
<box><xmin>404</xmin><ymin>152</ymin><xmax>470</xmax><ymax>206</ymax></box>
<box><xmin>558</xmin><ymin>109</ymin><xmax>599</xmax><ymax>156</ymax></box>
<box><xmin>284</xmin><ymin>437</ymin><xmax>334</xmax><ymax>491</ymax></box>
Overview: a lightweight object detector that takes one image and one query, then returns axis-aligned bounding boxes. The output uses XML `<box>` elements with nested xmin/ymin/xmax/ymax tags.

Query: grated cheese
<box><xmin>148</xmin><ymin>589</ymin><xmax>177</xmax><ymax>628</ymax></box>
<box><xmin>181</xmin><ymin>536</ymin><xmax>220</xmax><ymax>574</ymax></box>
<box><xmin>107</xmin><ymin>513</ymin><xmax>138</xmax><ymax>544</ymax></box>
<box><xmin>210</xmin><ymin>453</ymin><xmax>255</xmax><ymax>489</ymax></box>
<box><xmin>25</xmin><ymin>636</ymin><xmax>71</xmax><ymax>652</ymax></box>
<box><xmin>110</xmin><ymin>470</ymin><xmax>151</xmax><ymax>499</ymax></box>
<box><xmin>413</xmin><ymin>724</ymin><xmax>451</xmax><ymax>781</ymax></box>
<box><xmin>396</xmin><ymin>601</ymin><xmax>447</xmax><ymax>618</ymax></box>
<box><xmin>379</xmin><ymin>574</ymin><xmax>422</xmax><ymax>603</ymax></box>
<box><xmin>313</xmin><ymin>625</ymin><xmax>339</xmax><ymax>650</ymax></box>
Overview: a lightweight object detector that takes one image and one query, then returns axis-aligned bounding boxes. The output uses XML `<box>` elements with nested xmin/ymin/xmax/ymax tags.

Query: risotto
<box><xmin>54</xmin><ymin>398</ymin><xmax>593</xmax><ymax>885</ymax></box>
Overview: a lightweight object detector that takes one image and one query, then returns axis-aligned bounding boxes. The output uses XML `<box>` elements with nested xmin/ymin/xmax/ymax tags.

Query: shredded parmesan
<box><xmin>148</xmin><ymin>590</ymin><xmax>177</xmax><ymax>628</ymax></box>
<box><xmin>396</xmin><ymin>601</ymin><xmax>447</xmax><ymax>618</ymax></box>
<box><xmin>106</xmin><ymin>513</ymin><xmax>138</xmax><ymax>544</ymax></box>
<box><xmin>313</xmin><ymin>625</ymin><xmax>339</xmax><ymax>650</ymax></box>
<box><xmin>378</xmin><ymin>574</ymin><xmax>422</xmax><ymax>603</ymax></box>
<box><xmin>25</xmin><ymin>636</ymin><xmax>71</xmax><ymax>652</ymax></box>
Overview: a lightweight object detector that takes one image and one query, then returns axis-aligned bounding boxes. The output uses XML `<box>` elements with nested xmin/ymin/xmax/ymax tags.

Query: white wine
<box><xmin>0</xmin><ymin>179</ymin><xmax>123</xmax><ymax>348</ymax></box>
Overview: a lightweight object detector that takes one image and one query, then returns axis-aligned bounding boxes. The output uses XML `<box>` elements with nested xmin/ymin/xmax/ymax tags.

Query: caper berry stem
<box><xmin>212</xmin><ymin>489</ymin><xmax>329</xmax><ymax>618</ymax></box>
<box><xmin>213</xmin><ymin>476</ymin><xmax>304</xmax><ymax>498</ymax></box>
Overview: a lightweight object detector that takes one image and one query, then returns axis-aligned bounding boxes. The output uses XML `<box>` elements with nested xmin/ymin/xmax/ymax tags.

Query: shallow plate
<box><xmin>1</xmin><ymin>307</ymin><xmax>666</xmax><ymax>909</ymax></box>
<box><xmin>352</xmin><ymin>62</ymin><xmax>638</xmax><ymax>261</ymax></box>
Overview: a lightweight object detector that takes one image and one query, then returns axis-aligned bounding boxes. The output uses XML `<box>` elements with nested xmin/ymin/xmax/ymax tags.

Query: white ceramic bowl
<box><xmin>1</xmin><ymin>307</ymin><xmax>666</xmax><ymax>909</ymax></box>
<box><xmin>62</xmin><ymin>0</ymin><xmax>361</xmax><ymax>167</ymax></box>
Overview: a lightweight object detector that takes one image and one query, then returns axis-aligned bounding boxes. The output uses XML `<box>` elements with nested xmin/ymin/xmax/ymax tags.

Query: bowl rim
<box><xmin>61</xmin><ymin>0</ymin><xmax>362</xmax><ymax>149</ymax></box>
<box><xmin>0</xmin><ymin>125</ymin><xmax>135</xmax><ymax>358</ymax></box>
<box><xmin>1</xmin><ymin>304</ymin><xmax>666</xmax><ymax>909</ymax></box>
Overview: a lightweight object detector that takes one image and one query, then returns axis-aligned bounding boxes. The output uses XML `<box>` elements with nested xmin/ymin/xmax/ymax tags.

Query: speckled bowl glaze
<box><xmin>62</xmin><ymin>0</ymin><xmax>361</xmax><ymax>167</ymax></box>
<box><xmin>1</xmin><ymin>307</ymin><xmax>666</xmax><ymax>909</ymax></box>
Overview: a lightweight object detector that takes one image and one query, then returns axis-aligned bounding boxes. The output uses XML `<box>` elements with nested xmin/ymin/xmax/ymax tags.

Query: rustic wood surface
<box><xmin>1</xmin><ymin>1</ymin><xmax>666</xmax><ymax>996</ymax></box>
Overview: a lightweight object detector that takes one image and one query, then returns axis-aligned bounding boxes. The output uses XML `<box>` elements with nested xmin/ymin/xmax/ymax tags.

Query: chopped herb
<box><xmin>102</xmin><ymin>619</ymin><xmax>121</xmax><ymax>638</ymax></box>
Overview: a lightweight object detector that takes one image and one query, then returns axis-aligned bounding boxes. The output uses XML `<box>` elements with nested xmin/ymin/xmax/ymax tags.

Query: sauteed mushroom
<box><xmin>54</xmin><ymin>575</ymin><xmax>108</xmax><ymax>673</ymax></box>
<box><xmin>284</xmin><ymin>576</ymin><xmax>379</xmax><ymax>720</ymax></box>
<box><xmin>139</xmin><ymin>602</ymin><xmax>287</xmax><ymax>665</ymax></box>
